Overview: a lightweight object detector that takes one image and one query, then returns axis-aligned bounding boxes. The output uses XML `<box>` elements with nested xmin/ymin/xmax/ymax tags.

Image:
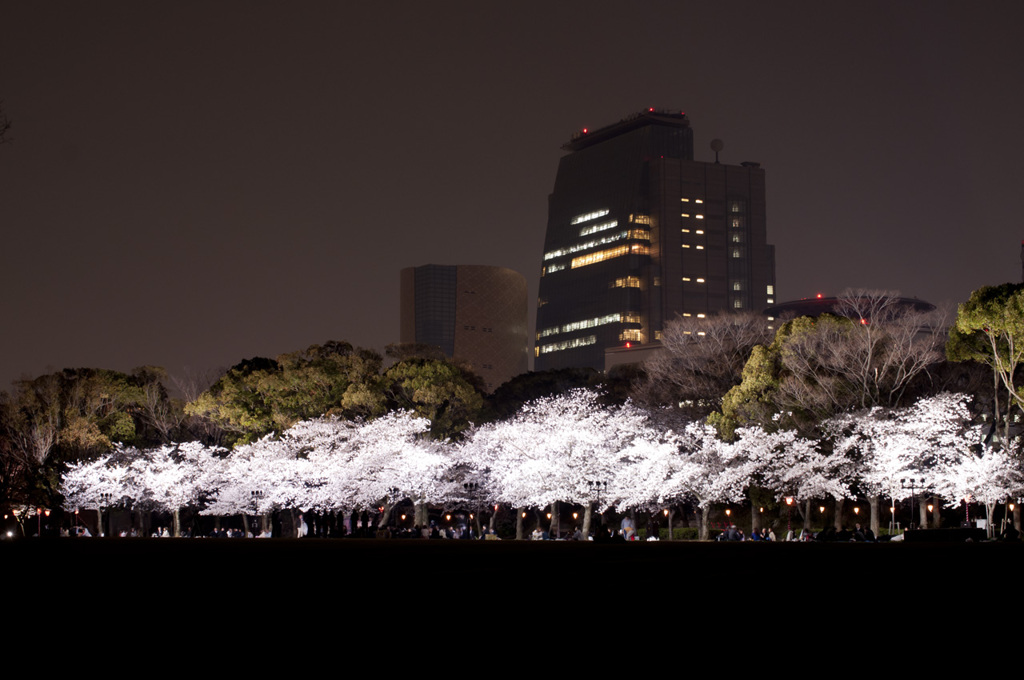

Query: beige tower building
<box><xmin>400</xmin><ymin>264</ymin><xmax>529</xmax><ymax>392</ymax></box>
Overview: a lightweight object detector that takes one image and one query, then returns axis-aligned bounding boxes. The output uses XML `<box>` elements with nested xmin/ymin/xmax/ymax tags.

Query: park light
<box><xmin>522</xmin><ymin>511</ymin><xmax>527</xmax><ymax>518</ymax></box>
<box><xmin>927</xmin><ymin>504</ymin><xmax>934</xmax><ymax>513</ymax></box>
<box><xmin>853</xmin><ymin>506</ymin><xmax>860</xmax><ymax>515</ymax></box>
<box><xmin>785</xmin><ymin>497</ymin><xmax>793</xmax><ymax>506</ymax></box>
<box><xmin>573</xmin><ymin>512</ymin><xmax>579</xmax><ymax>520</ymax></box>
<box><xmin>820</xmin><ymin>506</ymin><xmax>826</xmax><ymax>514</ymax></box>
<box><xmin>663</xmin><ymin>509</ymin><xmax>669</xmax><ymax>517</ymax></box>
<box><xmin>546</xmin><ymin>513</ymin><xmax>552</xmax><ymax>520</ymax></box>
<box><xmin>725</xmin><ymin>508</ymin><xmax>732</xmax><ymax>517</ymax></box>
<box><xmin>445</xmin><ymin>514</ymin><xmax>451</xmax><ymax>521</ymax></box>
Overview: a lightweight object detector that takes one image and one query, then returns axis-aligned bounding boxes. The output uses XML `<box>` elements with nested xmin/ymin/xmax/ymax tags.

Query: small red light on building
<box><xmin>816</xmin><ymin>293</ymin><xmax>823</xmax><ymax>299</ymax></box>
<box><xmin>648</xmin><ymin>107</ymin><xmax>654</xmax><ymax>112</ymax></box>
<box><xmin>860</xmin><ymin>318</ymin><xmax>868</xmax><ymax>325</ymax></box>
<box><xmin>582</xmin><ymin>128</ymin><xmax>588</xmax><ymax>134</ymax></box>
<box><xmin>625</xmin><ymin>342</ymin><xmax>632</xmax><ymax>348</ymax></box>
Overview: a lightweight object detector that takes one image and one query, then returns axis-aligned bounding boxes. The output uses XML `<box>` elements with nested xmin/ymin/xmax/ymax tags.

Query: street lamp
<box><xmin>900</xmin><ymin>477</ymin><xmax>928</xmax><ymax>530</ymax></box>
<box><xmin>785</xmin><ymin>497</ymin><xmax>794</xmax><ymax>539</ymax></box>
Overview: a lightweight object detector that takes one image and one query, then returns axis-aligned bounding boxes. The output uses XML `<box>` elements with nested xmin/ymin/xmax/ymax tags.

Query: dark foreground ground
<box><xmin>7</xmin><ymin>537</ymin><xmax>1019</xmax><ymax>624</ymax></box>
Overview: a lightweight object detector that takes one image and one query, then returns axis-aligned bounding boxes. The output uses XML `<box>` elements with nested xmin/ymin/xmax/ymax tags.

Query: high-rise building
<box><xmin>400</xmin><ymin>264</ymin><xmax>529</xmax><ymax>392</ymax></box>
<box><xmin>535</xmin><ymin>110</ymin><xmax>776</xmax><ymax>371</ymax></box>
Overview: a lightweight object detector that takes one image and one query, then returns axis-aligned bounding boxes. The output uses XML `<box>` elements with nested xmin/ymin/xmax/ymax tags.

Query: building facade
<box><xmin>535</xmin><ymin>110</ymin><xmax>776</xmax><ymax>371</ymax></box>
<box><xmin>400</xmin><ymin>264</ymin><xmax>529</xmax><ymax>392</ymax></box>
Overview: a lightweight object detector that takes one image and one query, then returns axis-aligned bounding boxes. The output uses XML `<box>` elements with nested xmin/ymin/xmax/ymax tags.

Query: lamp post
<box><xmin>785</xmin><ymin>497</ymin><xmax>794</xmax><ymax>540</ymax></box>
<box><xmin>900</xmin><ymin>477</ymin><xmax>928</xmax><ymax>530</ymax></box>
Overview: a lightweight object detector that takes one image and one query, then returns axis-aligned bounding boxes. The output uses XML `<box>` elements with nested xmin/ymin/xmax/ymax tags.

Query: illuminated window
<box><xmin>537</xmin><ymin>297</ymin><xmax>547</xmax><ymax>308</ymax></box>
<box><xmin>695</xmin><ymin>230</ymin><xmax>704</xmax><ymax>235</ymax></box>
<box><xmin>695</xmin><ymin>215</ymin><xmax>704</xmax><ymax>220</ymax></box>
<box><xmin>681</xmin><ymin>198</ymin><xmax>690</xmax><ymax>203</ymax></box>
<box><xmin>731</xmin><ymin>233</ymin><xmax>742</xmax><ymax>243</ymax></box>
<box><xmin>695</xmin><ymin>199</ymin><xmax>703</xmax><ymax>204</ymax></box>
<box><xmin>767</xmin><ymin>285</ymin><xmax>774</xmax><ymax>295</ymax></box>
<box><xmin>682</xmin><ymin>244</ymin><xmax>691</xmax><ymax>249</ymax></box>
<box><xmin>681</xmin><ymin>228</ymin><xmax>690</xmax><ymax>233</ymax></box>
<box><xmin>731</xmin><ymin>218</ymin><xmax>743</xmax><ymax>228</ymax></box>
<box><xmin>682</xmin><ymin>277</ymin><xmax>691</xmax><ymax>282</ymax></box>
<box><xmin>767</xmin><ymin>298</ymin><xmax>774</xmax><ymax>303</ymax></box>
<box><xmin>571</xmin><ymin>209</ymin><xmax>610</xmax><ymax>225</ymax></box>
<box><xmin>681</xmin><ymin>213</ymin><xmax>690</xmax><ymax>218</ymax></box>
<box><xmin>696</xmin><ymin>278</ymin><xmax>705</xmax><ymax>283</ymax></box>
<box><xmin>619</xmin><ymin>329</ymin><xmax>643</xmax><ymax>342</ymax></box>
<box><xmin>612</xmin><ymin>276</ymin><xmax>641</xmax><ymax>289</ymax></box>
<box><xmin>629</xmin><ymin>214</ymin><xmax>651</xmax><ymax>225</ymax></box>
<box><xmin>539</xmin><ymin>335</ymin><xmax>597</xmax><ymax>354</ymax></box>
<box><xmin>733</xmin><ymin>282</ymin><xmax>742</xmax><ymax>291</ymax></box>
<box><xmin>654</xmin><ymin>330</ymin><xmax>662</xmax><ymax>341</ymax></box>
<box><xmin>697</xmin><ymin>314</ymin><xmax>706</xmax><ymax>319</ymax></box>
<box><xmin>653</xmin><ymin>276</ymin><xmax>661</xmax><ymax>286</ymax></box>
<box><xmin>733</xmin><ymin>300</ymin><xmax>743</xmax><ymax>309</ymax></box>
<box><xmin>732</xmin><ymin>249</ymin><xmax>741</xmax><ymax>258</ymax></box>
<box><xmin>546</xmin><ymin>229</ymin><xmax>647</xmax><ymax>261</ymax></box>
<box><xmin>579</xmin><ymin>220</ymin><xmax>619</xmax><ymax>237</ymax></box>
<box><xmin>571</xmin><ymin>244</ymin><xmax>649</xmax><ymax>269</ymax></box>
<box><xmin>545</xmin><ymin>263</ymin><xmax>564</xmax><ymax>274</ymax></box>
<box><xmin>697</xmin><ymin>331</ymin><xmax>706</xmax><ymax>336</ymax></box>
<box><xmin>682</xmin><ymin>313</ymin><xmax>692</xmax><ymax>317</ymax></box>
<box><xmin>730</xmin><ymin>201</ymin><xmax>743</xmax><ymax>213</ymax></box>
<box><xmin>539</xmin><ymin>312</ymin><xmax>640</xmax><ymax>338</ymax></box>
<box><xmin>695</xmin><ymin>245</ymin><xmax>704</xmax><ymax>250</ymax></box>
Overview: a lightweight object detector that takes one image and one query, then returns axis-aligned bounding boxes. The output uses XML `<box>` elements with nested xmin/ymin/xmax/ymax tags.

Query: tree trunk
<box><xmin>581</xmin><ymin>504</ymin><xmax>592</xmax><ymax>540</ymax></box>
<box><xmin>516</xmin><ymin>507</ymin><xmax>524</xmax><ymax>540</ymax></box>
<box><xmin>986</xmin><ymin>501</ymin><xmax>996</xmax><ymax>538</ymax></box>
<box><xmin>834</xmin><ymin>498</ymin><xmax>844</xmax><ymax>531</ymax></box>
<box><xmin>172</xmin><ymin>508</ymin><xmax>181</xmax><ymax>537</ymax></box>
<box><xmin>803</xmin><ymin>500</ymin><xmax>812</xmax><ymax>531</ymax></box>
<box><xmin>932</xmin><ymin>496</ymin><xmax>942</xmax><ymax>529</ymax></box>
<box><xmin>549</xmin><ymin>501</ymin><xmax>559</xmax><ymax>538</ymax></box>
<box><xmin>918</xmin><ymin>499</ymin><xmax>929</xmax><ymax>530</ymax></box>
<box><xmin>697</xmin><ymin>506</ymin><xmax>710</xmax><ymax>541</ymax></box>
<box><xmin>869</xmin><ymin>495</ymin><xmax>880</xmax><ymax>538</ymax></box>
<box><xmin>1014</xmin><ymin>504</ymin><xmax>1020</xmax><ymax>532</ymax></box>
<box><xmin>667</xmin><ymin>508</ymin><xmax>674</xmax><ymax>541</ymax></box>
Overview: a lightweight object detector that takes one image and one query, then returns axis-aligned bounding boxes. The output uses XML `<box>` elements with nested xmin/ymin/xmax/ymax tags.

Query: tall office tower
<box><xmin>535</xmin><ymin>110</ymin><xmax>776</xmax><ymax>371</ymax></box>
<box><xmin>400</xmin><ymin>264</ymin><xmax>529</xmax><ymax>392</ymax></box>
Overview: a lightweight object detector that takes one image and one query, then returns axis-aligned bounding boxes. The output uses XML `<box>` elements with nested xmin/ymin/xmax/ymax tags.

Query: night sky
<box><xmin>2</xmin><ymin>3</ymin><xmax>1022</xmax><ymax>391</ymax></box>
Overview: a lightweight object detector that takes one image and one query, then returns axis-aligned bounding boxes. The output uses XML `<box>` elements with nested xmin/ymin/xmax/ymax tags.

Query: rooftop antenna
<box><xmin>710</xmin><ymin>138</ymin><xmax>723</xmax><ymax>164</ymax></box>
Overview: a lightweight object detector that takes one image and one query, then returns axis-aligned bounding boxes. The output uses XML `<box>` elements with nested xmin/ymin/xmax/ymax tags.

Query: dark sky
<box><xmin>2</xmin><ymin>2</ymin><xmax>1022</xmax><ymax>391</ymax></box>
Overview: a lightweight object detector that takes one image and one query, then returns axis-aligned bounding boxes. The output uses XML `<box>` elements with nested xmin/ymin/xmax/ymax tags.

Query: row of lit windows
<box><xmin>681</xmin><ymin>198</ymin><xmax>704</xmax><ymax>204</ymax></box>
<box><xmin>571</xmin><ymin>243</ymin><xmax>650</xmax><ymax>269</ymax></box>
<box><xmin>681</xmin><ymin>244</ymin><xmax>704</xmax><ymax>250</ymax></box>
<box><xmin>542</xmin><ymin>263</ymin><xmax>565</xmax><ymax>276</ymax></box>
<box><xmin>538</xmin><ymin>334</ymin><xmax>597</xmax><ymax>355</ymax></box>
<box><xmin>538</xmin><ymin>312</ymin><xmax>641</xmax><ymax>339</ymax></box>
<box><xmin>612</xmin><ymin>276</ymin><xmax>641</xmax><ymax>289</ymax></box>
<box><xmin>619</xmin><ymin>329</ymin><xmax>643</xmax><ymax>342</ymax></box>
<box><xmin>629</xmin><ymin>214</ymin><xmax>651</xmax><ymax>225</ymax></box>
<box><xmin>544</xmin><ymin>229</ymin><xmax>649</xmax><ymax>262</ymax></box>
<box><xmin>579</xmin><ymin>219</ymin><xmax>618</xmax><ymax>237</ymax></box>
<box><xmin>681</xmin><ymin>228</ymin><xmax>704</xmax><ymax>235</ymax></box>
<box><xmin>570</xmin><ymin>209</ymin><xmax>610</xmax><ymax>225</ymax></box>
<box><xmin>682</xmin><ymin>277</ymin><xmax>706</xmax><ymax>283</ymax></box>
<box><xmin>681</xmin><ymin>213</ymin><xmax>705</xmax><ymax>220</ymax></box>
